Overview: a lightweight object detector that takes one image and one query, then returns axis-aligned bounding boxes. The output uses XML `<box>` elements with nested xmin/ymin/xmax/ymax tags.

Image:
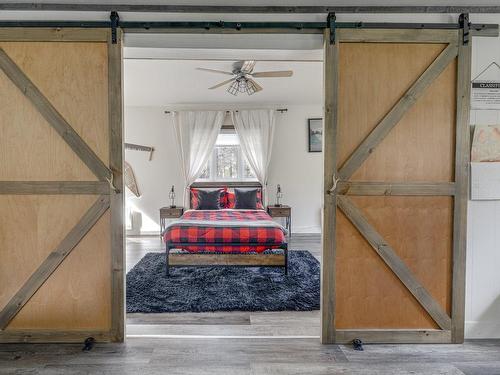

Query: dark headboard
<box><xmin>190</xmin><ymin>181</ymin><xmax>262</xmax><ymax>189</ymax></box>
<box><xmin>189</xmin><ymin>181</ymin><xmax>263</xmax><ymax>209</ymax></box>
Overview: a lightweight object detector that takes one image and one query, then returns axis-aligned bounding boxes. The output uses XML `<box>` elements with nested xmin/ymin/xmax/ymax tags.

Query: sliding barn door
<box><xmin>0</xmin><ymin>28</ymin><xmax>124</xmax><ymax>342</ymax></box>
<box><xmin>322</xmin><ymin>29</ymin><xmax>471</xmax><ymax>344</ymax></box>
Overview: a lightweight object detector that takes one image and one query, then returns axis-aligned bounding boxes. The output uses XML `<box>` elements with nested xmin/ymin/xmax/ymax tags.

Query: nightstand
<box><xmin>159</xmin><ymin>207</ymin><xmax>184</xmax><ymax>238</ymax></box>
<box><xmin>267</xmin><ymin>205</ymin><xmax>291</xmax><ymax>238</ymax></box>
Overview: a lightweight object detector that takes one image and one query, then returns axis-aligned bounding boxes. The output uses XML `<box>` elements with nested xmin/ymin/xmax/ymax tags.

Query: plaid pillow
<box><xmin>223</xmin><ymin>190</ymin><xmax>235</xmax><ymax>209</ymax></box>
<box><xmin>190</xmin><ymin>188</ymin><xmax>200</xmax><ymax>209</ymax></box>
<box><xmin>256</xmin><ymin>189</ymin><xmax>264</xmax><ymax>210</ymax></box>
<box><xmin>223</xmin><ymin>188</ymin><xmax>263</xmax><ymax>209</ymax></box>
<box><xmin>219</xmin><ymin>187</ymin><xmax>230</xmax><ymax>208</ymax></box>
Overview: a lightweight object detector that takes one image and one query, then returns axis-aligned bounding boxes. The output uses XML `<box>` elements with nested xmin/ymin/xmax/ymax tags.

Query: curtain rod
<box><xmin>164</xmin><ymin>109</ymin><xmax>288</xmax><ymax>114</ymax></box>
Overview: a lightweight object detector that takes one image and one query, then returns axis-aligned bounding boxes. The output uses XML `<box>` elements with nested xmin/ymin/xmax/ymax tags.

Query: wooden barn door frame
<box><xmin>321</xmin><ymin>28</ymin><xmax>471</xmax><ymax>344</ymax></box>
<box><xmin>0</xmin><ymin>28</ymin><xmax>124</xmax><ymax>343</ymax></box>
<box><xmin>0</xmin><ymin>22</ymin><xmax>478</xmax><ymax>345</ymax></box>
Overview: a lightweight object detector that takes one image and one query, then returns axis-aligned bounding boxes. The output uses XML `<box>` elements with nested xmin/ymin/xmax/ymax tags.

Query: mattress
<box><xmin>163</xmin><ymin>209</ymin><xmax>287</xmax><ymax>253</ymax></box>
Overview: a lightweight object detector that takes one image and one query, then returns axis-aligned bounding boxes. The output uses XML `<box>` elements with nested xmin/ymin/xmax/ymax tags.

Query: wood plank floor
<box><xmin>126</xmin><ymin>234</ymin><xmax>322</xmax><ymax>337</ymax></box>
<box><xmin>2</xmin><ymin>235</ymin><xmax>500</xmax><ymax>373</ymax></box>
<box><xmin>1</xmin><ymin>338</ymin><xmax>500</xmax><ymax>374</ymax></box>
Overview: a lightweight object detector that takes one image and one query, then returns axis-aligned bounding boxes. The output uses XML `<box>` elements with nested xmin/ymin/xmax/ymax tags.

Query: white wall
<box><xmin>125</xmin><ymin>106</ymin><xmax>184</xmax><ymax>233</ymax></box>
<box><xmin>125</xmin><ymin>104</ymin><xmax>323</xmax><ymax>234</ymax></box>
<box><xmin>465</xmin><ymin>27</ymin><xmax>500</xmax><ymax>338</ymax></box>
<box><xmin>268</xmin><ymin>105</ymin><xmax>323</xmax><ymax>233</ymax></box>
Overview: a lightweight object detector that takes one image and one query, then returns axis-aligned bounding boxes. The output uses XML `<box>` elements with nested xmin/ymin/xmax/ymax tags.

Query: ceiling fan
<box><xmin>197</xmin><ymin>60</ymin><xmax>293</xmax><ymax>96</ymax></box>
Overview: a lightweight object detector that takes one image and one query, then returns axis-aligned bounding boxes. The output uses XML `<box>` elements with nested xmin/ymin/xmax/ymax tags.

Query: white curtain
<box><xmin>172</xmin><ymin>110</ymin><xmax>225</xmax><ymax>206</ymax></box>
<box><xmin>232</xmin><ymin>109</ymin><xmax>276</xmax><ymax>204</ymax></box>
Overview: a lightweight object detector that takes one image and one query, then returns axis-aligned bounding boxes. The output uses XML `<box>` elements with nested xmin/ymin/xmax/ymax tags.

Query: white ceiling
<box><xmin>125</xmin><ymin>47</ymin><xmax>323</xmax><ymax>61</ymax></box>
<box><xmin>124</xmin><ymin>33</ymin><xmax>325</xmax><ymax>50</ymax></box>
<box><xmin>124</xmin><ymin>53</ymin><xmax>323</xmax><ymax>107</ymax></box>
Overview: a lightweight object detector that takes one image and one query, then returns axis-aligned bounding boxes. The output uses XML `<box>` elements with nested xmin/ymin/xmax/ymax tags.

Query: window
<box><xmin>198</xmin><ymin>131</ymin><xmax>256</xmax><ymax>181</ymax></box>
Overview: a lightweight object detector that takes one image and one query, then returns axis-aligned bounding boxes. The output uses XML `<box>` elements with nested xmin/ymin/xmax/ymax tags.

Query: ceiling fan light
<box><xmin>246</xmin><ymin>79</ymin><xmax>257</xmax><ymax>95</ymax></box>
<box><xmin>238</xmin><ymin>79</ymin><xmax>248</xmax><ymax>93</ymax></box>
<box><xmin>227</xmin><ymin>80</ymin><xmax>239</xmax><ymax>96</ymax></box>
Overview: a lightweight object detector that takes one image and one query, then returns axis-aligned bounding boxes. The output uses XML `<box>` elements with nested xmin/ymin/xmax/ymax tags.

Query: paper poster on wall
<box><xmin>471</xmin><ymin>125</ymin><xmax>500</xmax><ymax>200</ymax></box>
<box><xmin>471</xmin><ymin>62</ymin><xmax>500</xmax><ymax>110</ymax></box>
<box><xmin>471</xmin><ymin>125</ymin><xmax>500</xmax><ymax>162</ymax></box>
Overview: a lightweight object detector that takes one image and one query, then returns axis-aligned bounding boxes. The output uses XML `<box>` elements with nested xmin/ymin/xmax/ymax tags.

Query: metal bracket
<box><xmin>327</xmin><ymin>12</ymin><xmax>336</xmax><ymax>45</ymax></box>
<box><xmin>459</xmin><ymin>13</ymin><xmax>470</xmax><ymax>45</ymax></box>
<box><xmin>82</xmin><ymin>337</ymin><xmax>95</xmax><ymax>352</ymax></box>
<box><xmin>110</xmin><ymin>11</ymin><xmax>119</xmax><ymax>44</ymax></box>
<box><xmin>352</xmin><ymin>338</ymin><xmax>364</xmax><ymax>351</ymax></box>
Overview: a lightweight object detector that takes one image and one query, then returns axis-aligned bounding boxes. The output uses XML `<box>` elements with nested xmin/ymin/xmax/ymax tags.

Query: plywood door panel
<box><xmin>337</xmin><ymin>43</ymin><xmax>447</xmax><ymax>170</ymax></box>
<box><xmin>8</xmin><ymin>210</ymin><xmax>111</xmax><ymax>330</ymax></box>
<box><xmin>335</xmin><ymin>196</ymin><xmax>453</xmax><ymax>329</ymax></box>
<box><xmin>331</xmin><ymin>37</ymin><xmax>457</xmax><ymax>336</ymax></box>
<box><xmin>351</xmin><ymin>196</ymin><xmax>453</xmax><ymax>317</ymax></box>
<box><xmin>350</xmin><ymin>67</ymin><xmax>457</xmax><ymax>182</ymax></box>
<box><xmin>0</xmin><ymin>35</ymin><xmax>119</xmax><ymax>340</ymax></box>
<box><xmin>0</xmin><ymin>68</ymin><xmax>96</xmax><ymax>181</ymax></box>
<box><xmin>335</xmin><ymin>208</ymin><xmax>438</xmax><ymax>329</ymax></box>
<box><xmin>0</xmin><ymin>195</ymin><xmax>111</xmax><ymax>330</ymax></box>
<box><xmin>0</xmin><ymin>195</ymin><xmax>99</xmax><ymax>311</ymax></box>
<box><xmin>1</xmin><ymin>42</ymin><xmax>109</xmax><ymax>167</ymax></box>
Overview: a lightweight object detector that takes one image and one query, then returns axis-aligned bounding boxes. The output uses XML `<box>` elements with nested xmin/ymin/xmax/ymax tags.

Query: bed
<box><xmin>162</xmin><ymin>182</ymin><xmax>288</xmax><ymax>276</ymax></box>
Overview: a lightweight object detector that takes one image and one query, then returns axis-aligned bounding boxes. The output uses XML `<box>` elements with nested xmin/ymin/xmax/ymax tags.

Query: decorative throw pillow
<box><xmin>234</xmin><ymin>188</ymin><xmax>258</xmax><ymax>210</ymax></box>
<box><xmin>190</xmin><ymin>188</ymin><xmax>200</xmax><ymax>209</ymax></box>
<box><xmin>219</xmin><ymin>187</ymin><xmax>228</xmax><ymax>208</ymax></box>
<box><xmin>223</xmin><ymin>188</ymin><xmax>264</xmax><ymax>209</ymax></box>
<box><xmin>197</xmin><ymin>189</ymin><xmax>223</xmax><ymax>210</ymax></box>
<box><xmin>191</xmin><ymin>188</ymin><xmax>226</xmax><ymax>209</ymax></box>
<box><xmin>223</xmin><ymin>190</ymin><xmax>236</xmax><ymax>209</ymax></box>
<box><xmin>256</xmin><ymin>189</ymin><xmax>264</xmax><ymax>210</ymax></box>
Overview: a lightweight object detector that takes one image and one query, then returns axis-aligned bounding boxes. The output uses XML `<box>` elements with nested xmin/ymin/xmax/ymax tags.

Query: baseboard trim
<box><xmin>137</xmin><ymin>230</ymin><xmax>160</xmax><ymax>236</ymax></box>
<box><xmin>127</xmin><ymin>334</ymin><xmax>319</xmax><ymax>339</ymax></box>
<box><xmin>465</xmin><ymin>321</ymin><xmax>500</xmax><ymax>338</ymax></box>
<box><xmin>0</xmin><ymin>330</ymin><xmax>114</xmax><ymax>343</ymax></box>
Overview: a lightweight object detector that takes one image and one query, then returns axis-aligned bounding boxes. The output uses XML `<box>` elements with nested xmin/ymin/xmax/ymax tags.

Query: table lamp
<box><xmin>169</xmin><ymin>185</ymin><xmax>176</xmax><ymax>208</ymax></box>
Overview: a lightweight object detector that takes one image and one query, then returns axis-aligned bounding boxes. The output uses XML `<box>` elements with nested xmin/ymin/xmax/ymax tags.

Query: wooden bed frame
<box><xmin>165</xmin><ymin>243</ymin><xmax>288</xmax><ymax>276</ymax></box>
<box><xmin>164</xmin><ymin>181</ymin><xmax>288</xmax><ymax>276</ymax></box>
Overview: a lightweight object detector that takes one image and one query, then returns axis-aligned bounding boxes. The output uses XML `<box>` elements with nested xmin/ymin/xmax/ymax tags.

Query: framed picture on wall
<box><xmin>308</xmin><ymin>118</ymin><xmax>323</xmax><ymax>152</ymax></box>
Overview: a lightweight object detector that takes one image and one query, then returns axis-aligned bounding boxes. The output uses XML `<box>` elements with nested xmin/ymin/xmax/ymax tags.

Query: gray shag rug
<box><xmin>126</xmin><ymin>250</ymin><xmax>320</xmax><ymax>313</ymax></box>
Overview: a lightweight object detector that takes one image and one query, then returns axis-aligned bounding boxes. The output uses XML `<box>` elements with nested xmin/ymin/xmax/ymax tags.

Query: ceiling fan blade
<box><xmin>251</xmin><ymin>70</ymin><xmax>293</xmax><ymax>78</ymax></box>
<box><xmin>241</xmin><ymin>60</ymin><xmax>256</xmax><ymax>74</ymax></box>
<box><xmin>247</xmin><ymin>78</ymin><xmax>263</xmax><ymax>92</ymax></box>
<box><xmin>197</xmin><ymin>67</ymin><xmax>234</xmax><ymax>76</ymax></box>
<box><xmin>208</xmin><ymin>78</ymin><xmax>236</xmax><ymax>90</ymax></box>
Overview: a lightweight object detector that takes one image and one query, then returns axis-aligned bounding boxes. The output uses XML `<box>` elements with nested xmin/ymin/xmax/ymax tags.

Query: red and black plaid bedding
<box><xmin>163</xmin><ymin>209</ymin><xmax>287</xmax><ymax>253</ymax></box>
